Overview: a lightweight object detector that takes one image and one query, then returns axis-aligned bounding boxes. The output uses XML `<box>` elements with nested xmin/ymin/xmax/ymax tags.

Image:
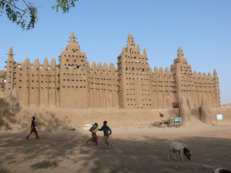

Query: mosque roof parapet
<box><xmin>97</xmin><ymin>62</ymin><xmax>103</xmax><ymax>72</ymax></box>
<box><xmin>51</xmin><ymin>58</ymin><xmax>56</xmax><ymax>69</ymax></box>
<box><xmin>33</xmin><ymin>58</ymin><xmax>40</xmax><ymax>68</ymax></box>
<box><xmin>24</xmin><ymin>57</ymin><xmax>30</xmax><ymax>65</ymax></box>
<box><xmin>154</xmin><ymin>66</ymin><xmax>158</xmax><ymax>73</ymax></box>
<box><xmin>213</xmin><ymin>69</ymin><xmax>217</xmax><ymax>77</ymax></box>
<box><xmin>147</xmin><ymin>66</ymin><xmax>152</xmax><ymax>72</ymax></box>
<box><xmin>136</xmin><ymin>44</ymin><xmax>140</xmax><ymax>50</ymax></box>
<box><xmin>109</xmin><ymin>63</ymin><xmax>116</xmax><ymax>73</ymax></box>
<box><xmin>165</xmin><ymin>67</ymin><xmax>170</xmax><ymax>73</ymax></box>
<box><xmin>43</xmin><ymin>58</ymin><xmax>49</xmax><ymax>69</ymax></box>
<box><xmin>91</xmin><ymin>62</ymin><xmax>97</xmax><ymax>72</ymax></box>
<box><xmin>143</xmin><ymin>48</ymin><xmax>147</xmax><ymax>56</ymax></box>
<box><xmin>194</xmin><ymin>71</ymin><xmax>198</xmax><ymax>76</ymax></box>
<box><xmin>103</xmin><ymin>63</ymin><xmax>108</xmax><ymax>72</ymax></box>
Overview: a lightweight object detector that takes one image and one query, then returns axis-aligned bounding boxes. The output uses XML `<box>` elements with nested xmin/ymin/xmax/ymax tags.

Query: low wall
<box><xmin>0</xmin><ymin>108</ymin><xmax>179</xmax><ymax>131</ymax></box>
<box><xmin>1</xmin><ymin>106</ymin><xmax>230</xmax><ymax>131</ymax></box>
<box><xmin>210</xmin><ymin>106</ymin><xmax>231</xmax><ymax>125</ymax></box>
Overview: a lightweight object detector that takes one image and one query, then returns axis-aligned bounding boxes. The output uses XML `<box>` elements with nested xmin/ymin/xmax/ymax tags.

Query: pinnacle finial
<box><xmin>70</xmin><ymin>32</ymin><xmax>76</xmax><ymax>44</ymax></box>
<box><xmin>213</xmin><ymin>69</ymin><xmax>217</xmax><ymax>76</ymax></box>
<box><xmin>8</xmin><ymin>47</ymin><xmax>13</xmax><ymax>55</ymax></box>
<box><xmin>177</xmin><ymin>46</ymin><xmax>184</xmax><ymax>58</ymax></box>
<box><xmin>8</xmin><ymin>47</ymin><xmax>14</xmax><ymax>61</ymax></box>
<box><xmin>127</xmin><ymin>33</ymin><xmax>135</xmax><ymax>47</ymax></box>
<box><xmin>66</xmin><ymin>32</ymin><xmax>80</xmax><ymax>51</ymax></box>
<box><xmin>51</xmin><ymin>58</ymin><xmax>56</xmax><ymax>65</ymax></box>
<box><xmin>34</xmin><ymin>58</ymin><xmax>39</xmax><ymax>64</ymax></box>
<box><xmin>143</xmin><ymin>48</ymin><xmax>147</xmax><ymax>55</ymax></box>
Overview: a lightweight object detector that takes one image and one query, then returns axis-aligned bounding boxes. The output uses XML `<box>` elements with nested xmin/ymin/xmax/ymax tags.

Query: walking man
<box><xmin>26</xmin><ymin>116</ymin><xmax>39</xmax><ymax>139</ymax></box>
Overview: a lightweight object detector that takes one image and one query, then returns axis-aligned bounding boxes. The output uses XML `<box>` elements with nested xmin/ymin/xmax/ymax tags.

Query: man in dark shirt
<box><xmin>26</xmin><ymin>116</ymin><xmax>39</xmax><ymax>139</ymax></box>
<box><xmin>98</xmin><ymin>121</ymin><xmax>112</xmax><ymax>144</ymax></box>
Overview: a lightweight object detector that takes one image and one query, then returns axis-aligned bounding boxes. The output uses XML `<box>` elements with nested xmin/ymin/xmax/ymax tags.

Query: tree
<box><xmin>0</xmin><ymin>0</ymin><xmax>78</xmax><ymax>30</ymax></box>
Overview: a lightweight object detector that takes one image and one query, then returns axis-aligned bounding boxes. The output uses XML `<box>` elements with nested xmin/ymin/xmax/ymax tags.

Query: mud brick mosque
<box><xmin>0</xmin><ymin>32</ymin><xmax>220</xmax><ymax>109</ymax></box>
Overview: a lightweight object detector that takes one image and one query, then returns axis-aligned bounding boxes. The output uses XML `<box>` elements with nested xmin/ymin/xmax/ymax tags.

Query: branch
<box><xmin>22</xmin><ymin>0</ymin><xmax>30</xmax><ymax>9</ymax></box>
<box><xmin>2</xmin><ymin>0</ymin><xmax>25</xmax><ymax>12</ymax></box>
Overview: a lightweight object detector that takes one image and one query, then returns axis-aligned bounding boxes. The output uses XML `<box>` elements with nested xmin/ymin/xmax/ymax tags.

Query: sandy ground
<box><xmin>0</xmin><ymin>126</ymin><xmax>231</xmax><ymax>173</ymax></box>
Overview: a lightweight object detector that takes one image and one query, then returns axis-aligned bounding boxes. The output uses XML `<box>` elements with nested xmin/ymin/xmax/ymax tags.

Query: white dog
<box><xmin>167</xmin><ymin>141</ymin><xmax>191</xmax><ymax>161</ymax></box>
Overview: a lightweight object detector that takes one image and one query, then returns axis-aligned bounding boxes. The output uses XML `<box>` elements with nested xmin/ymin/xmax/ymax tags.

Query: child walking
<box><xmin>87</xmin><ymin>123</ymin><xmax>98</xmax><ymax>145</ymax></box>
<box><xmin>98</xmin><ymin>121</ymin><xmax>112</xmax><ymax>145</ymax></box>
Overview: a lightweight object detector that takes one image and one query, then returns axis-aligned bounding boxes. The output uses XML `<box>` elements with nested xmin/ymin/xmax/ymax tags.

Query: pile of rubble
<box><xmin>152</xmin><ymin>113</ymin><xmax>181</xmax><ymax>128</ymax></box>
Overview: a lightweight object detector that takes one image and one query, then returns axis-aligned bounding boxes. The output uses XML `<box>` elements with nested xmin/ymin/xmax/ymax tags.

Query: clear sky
<box><xmin>0</xmin><ymin>0</ymin><xmax>230</xmax><ymax>104</ymax></box>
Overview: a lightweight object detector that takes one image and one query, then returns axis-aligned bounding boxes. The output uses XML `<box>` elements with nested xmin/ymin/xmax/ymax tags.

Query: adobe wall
<box><xmin>0</xmin><ymin>70</ymin><xmax>5</xmax><ymax>98</ymax></box>
<box><xmin>209</xmin><ymin>107</ymin><xmax>231</xmax><ymax>125</ymax></box>
<box><xmin>2</xmin><ymin>32</ymin><xmax>221</xmax><ymax>110</ymax></box>
<box><xmin>194</xmin><ymin>71</ymin><xmax>220</xmax><ymax>108</ymax></box>
<box><xmin>151</xmin><ymin>67</ymin><xmax>177</xmax><ymax>109</ymax></box>
<box><xmin>88</xmin><ymin>62</ymin><xmax>118</xmax><ymax>108</ymax></box>
<box><xmin>14</xmin><ymin>57</ymin><xmax>60</xmax><ymax>108</ymax></box>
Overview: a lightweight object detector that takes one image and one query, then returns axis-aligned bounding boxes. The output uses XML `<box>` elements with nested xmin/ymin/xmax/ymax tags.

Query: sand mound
<box><xmin>179</xmin><ymin>97</ymin><xmax>191</xmax><ymax>124</ymax></box>
<box><xmin>0</xmin><ymin>88</ymin><xmax>20</xmax><ymax>130</ymax></box>
<box><xmin>200</xmin><ymin>96</ymin><xmax>212</xmax><ymax>124</ymax></box>
<box><xmin>13</xmin><ymin>110</ymin><xmax>74</xmax><ymax>131</ymax></box>
<box><xmin>182</xmin><ymin>115</ymin><xmax>208</xmax><ymax>127</ymax></box>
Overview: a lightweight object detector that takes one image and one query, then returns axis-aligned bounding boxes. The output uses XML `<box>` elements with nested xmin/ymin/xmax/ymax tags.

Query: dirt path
<box><xmin>0</xmin><ymin>126</ymin><xmax>231</xmax><ymax>173</ymax></box>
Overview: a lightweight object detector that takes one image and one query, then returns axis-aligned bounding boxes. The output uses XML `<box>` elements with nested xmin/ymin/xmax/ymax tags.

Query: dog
<box><xmin>167</xmin><ymin>141</ymin><xmax>191</xmax><ymax>161</ymax></box>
